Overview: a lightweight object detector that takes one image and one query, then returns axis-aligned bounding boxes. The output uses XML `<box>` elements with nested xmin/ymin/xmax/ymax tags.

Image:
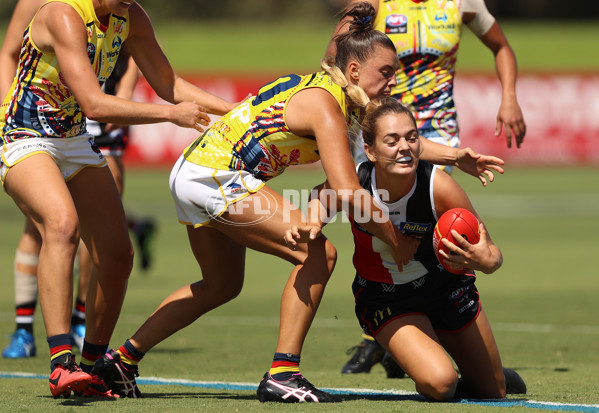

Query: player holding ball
<box><xmin>285</xmin><ymin>97</ymin><xmax>526</xmax><ymax>400</ymax></box>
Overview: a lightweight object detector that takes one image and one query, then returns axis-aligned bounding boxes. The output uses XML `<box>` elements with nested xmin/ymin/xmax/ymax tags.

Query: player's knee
<box><xmin>42</xmin><ymin>213</ymin><xmax>80</xmax><ymax>248</ymax></box>
<box><xmin>199</xmin><ymin>278</ymin><xmax>243</xmax><ymax>307</ymax></box>
<box><xmin>96</xmin><ymin>241</ymin><xmax>134</xmax><ymax>281</ymax></box>
<box><xmin>416</xmin><ymin>369</ymin><xmax>459</xmax><ymax>401</ymax></box>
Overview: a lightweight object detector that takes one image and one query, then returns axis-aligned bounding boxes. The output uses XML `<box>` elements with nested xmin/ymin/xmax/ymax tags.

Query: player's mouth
<box><xmin>395</xmin><ymin>155</ymin><xmax>412</xmax><ymax>164</ymax></box>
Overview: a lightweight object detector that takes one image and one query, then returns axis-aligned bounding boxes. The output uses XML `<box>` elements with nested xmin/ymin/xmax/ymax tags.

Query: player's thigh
<box><xmin>213</xmin><ymin>185</ymin><xmax>326</xmax><ymax>265</ymax></box>
<box><xmin>4</xmin><ymin>153</ymin><xmax>78</xmax><ymax>235</ymax></box>
<box><xmin>105</xmin><ymin>154</ymin><xmax>124</xmax><ymax>195</ymax></box>
<box><xmin>437</xmin><ymin>309</ymin><xmax>504</xmax><ymax>392</ymax></box>
<box><xmin>67</xmin><ymin>165</ymin><xmax>131</xmax><ymax>261</ymax></box>
<box><xmin>376</xmin><ymin>314</ymin><xmax>456</xmax><ymax>382</ymax></box>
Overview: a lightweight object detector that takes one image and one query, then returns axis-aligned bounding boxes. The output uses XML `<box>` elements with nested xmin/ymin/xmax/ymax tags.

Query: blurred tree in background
<box><xmin>1</xmin><ymin>0</ymin><xmax>598</xmax><ymax>23</ymax></box>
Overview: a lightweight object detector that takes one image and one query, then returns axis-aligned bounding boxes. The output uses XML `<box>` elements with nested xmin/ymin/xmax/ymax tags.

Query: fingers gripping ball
<box><xmin>432</xmin><ymin>208</ymin><xmax>480</xmax><ymax>274</ymax></box>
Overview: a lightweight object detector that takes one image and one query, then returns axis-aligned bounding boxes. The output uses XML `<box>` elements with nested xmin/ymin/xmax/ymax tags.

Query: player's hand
<box><xmin>226</xmin><ymin>93</ymin><xmax>253</xmax><ymax>113</ymax></box>
<box><xmin>390</xmin><ymin>229</ymin><xmax>420</xmax><ymax>272</ymax></box>
<box><xmin>104</xmin><ymin>122</ymin><xmax>124</xmax><ymax>132</ymax></box>
<box><xmin>438</xmin><ymin>223</ymin><xmax>502</xmax><ymax>274</ymax></box>
<box><xmin>171</xmin><ymin>101</ymin><xmax>210</xmax><ymax>132</ymax></box>
<box><xmin>284</xmin><ymin>225</ymin><xmax>322</xmax><ymax>250</ymax></box>
<box><xmin>455</xmin><ymin>147</ymin><xmax>505</xmax><ymax>187</ymax></box>
<box><xmin>496</xmin><ymin>99</ymin><xmax>526</xmax><ymax>149</ymax></box>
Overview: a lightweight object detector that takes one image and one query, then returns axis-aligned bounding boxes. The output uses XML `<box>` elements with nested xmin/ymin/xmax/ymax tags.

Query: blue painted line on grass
<box><xmin>2</xmin><ymin>371</ymin><xmax>598</xmax><ymax>412</ymax></box>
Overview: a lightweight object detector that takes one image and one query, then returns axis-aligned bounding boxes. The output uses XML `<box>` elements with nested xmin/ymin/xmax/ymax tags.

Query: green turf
<box><xmin>151</xmin><ymin>20</ymin><xmax>599</xmax><ymax>74</ymax></box>
<box><xmin>1</xmin><ymin>165</ymin><xmax>598</xmax><ymax>411</ymax></box>
<box><xmin>1</xmin><ymin>20</ymin><xmax>597</xmax><ymax>73</ymax></box>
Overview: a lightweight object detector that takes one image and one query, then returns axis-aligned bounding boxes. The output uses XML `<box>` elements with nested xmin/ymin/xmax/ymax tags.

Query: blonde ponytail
<box><xmin>321</xmin><ymin>57</ymin><xmax>370</xmax><ymax>108</ymax></box>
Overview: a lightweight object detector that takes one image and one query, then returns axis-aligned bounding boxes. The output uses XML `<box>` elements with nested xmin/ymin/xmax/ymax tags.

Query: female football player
<box><xmin>327</xmin><ymin>0</ymin><xmax>526</xmax><ymax>375</ymax></box>
<box><xmin>285</xmin><ymin>97</ymin><xmax>525</xmax><ymax>400</ymax></box>
<box><xmin>0</xmin><ymin>0</ymin><xmax>235</xmax><ymax>398</ymax></box>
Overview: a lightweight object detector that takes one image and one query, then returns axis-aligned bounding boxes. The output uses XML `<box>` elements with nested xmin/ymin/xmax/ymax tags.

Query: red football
<box><xmin>432</xmin><ymin>208</ymin><xmax>480</xmax><ymax>274</ymax></box>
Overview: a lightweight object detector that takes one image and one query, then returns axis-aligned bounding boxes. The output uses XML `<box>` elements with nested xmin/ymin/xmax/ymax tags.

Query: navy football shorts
<box><xmin>352</xmin><ymin>271</ymin><xmax>480</xmax><ymax>337</ymax></box>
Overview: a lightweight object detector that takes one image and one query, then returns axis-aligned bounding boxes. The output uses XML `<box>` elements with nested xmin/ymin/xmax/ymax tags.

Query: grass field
<box><xmin>148</xmin><ymin>20</ymin><xmax>599</xmax><ymax>74</ymax></box>
<box><xmin>0</xmin><ymin>11</ymin><xmax>598</xmax><ymax>412</ymax></box>
<box><xmin>1</xmin><ymin>165</ymin><xmax>599</xmax><ymax>411</ymax></box>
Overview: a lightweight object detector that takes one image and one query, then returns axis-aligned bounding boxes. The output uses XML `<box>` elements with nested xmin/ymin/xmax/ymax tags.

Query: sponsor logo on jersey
<box><xmin>427</xmin><ymin>23</ymin><xmax>457</xmax><ymax>33</ymax></box>
<box><xmin>435</xmin><ymin>12</ymin><xmax>448</xmax><ymax>23</ymax></box>
<box><xmin>385</xmin><ymin>14</ymin><xmax>408</xmax><ymax>34</ymax></box>
<box><xmin>87</xmin><ymin>43</ymin><xmax>96</xmax><ymax>64</ymax></box>
<box><xmin>399</xmin><ymin>222</ymin><xmax>432</xmax><ymax>235</ymax></box>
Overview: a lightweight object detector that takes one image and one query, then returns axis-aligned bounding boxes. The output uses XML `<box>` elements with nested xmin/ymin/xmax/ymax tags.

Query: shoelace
<box><xmin>64</xmin><ymin>361</ymin><xmax>83</xmax><ymax>372</ymax></box>
<box><xmin>345</xmin><ymin>345</ymin><xmax>361</xmax><ymax>356</ymax></box>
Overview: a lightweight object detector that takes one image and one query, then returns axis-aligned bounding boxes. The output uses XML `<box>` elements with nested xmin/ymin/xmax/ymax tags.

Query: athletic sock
<box><xmin>14</xmin><ymin>250</ymin><xmax>39</xmax><ymax>333</ymax></box>
<box><xmin>269</xmin><ymin>352</ymin><xmax>301</xmax><ymax>381</ymax></box>
<box><xmin>117</xmin><ymin>339</ymin><xmax>145</xmax><ymax>367</ymax></box>
<box><xmin>15</xmin><ymin>302</ymin><xmax>36</xmax><ymax>333</ymax></box>
<box><xmin>71</xmin><ymin>298</ymin><xmax>86</xmax><ymax>327</ymax></box>
<box><xmin>47</xmin><ymin>334</ymin><xmax>74</xmax><ymax>371</ymax></box>
<box><xmin>80</xmin><ymin>341</ymin><xmax>108</xmax><ymax>373</ymax></box>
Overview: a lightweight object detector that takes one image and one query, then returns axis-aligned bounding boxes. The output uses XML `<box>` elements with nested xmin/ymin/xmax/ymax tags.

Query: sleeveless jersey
<box><xmin>0</xmin><ymin>0</ymin><xmax>130</xmax><ymax>143</ymax></box>
<box><xmin>373</xmin><ymin>0</ymin><xmax>462</xmax><ymax>139</ymax></box>
<box><xmin>183</xmin><ymin>72</ymin><xmax>355</xmax><ymax>182</ymax></box>
<box><xmin>351</xmin><ymin>160</ymin><xmax>448</xmax><ymax>284</ymax></box>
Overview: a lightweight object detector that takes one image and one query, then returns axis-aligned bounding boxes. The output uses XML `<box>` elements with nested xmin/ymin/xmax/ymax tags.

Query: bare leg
<box><xmin>129</xmin><ymin>226</ymin><xmax>246</xmax><ymax>352</ymax></box>
<box><xmin>438</xmin><ymin>309</ymin><xmax>505</xmax><ymax>398</ymax></box>
<box><xmin>68</xmin><ymin>166</ymin><xmax>133</xmax><ymax>346</ymax></box>
<box><xmin>375</xmin><ymin>315</ymin><xmax>458</xmax><ymax>401</ymax></box>
<box><xmin>75</xmin><ymin>155</ymin><xmax>123</xmax><ymax>307</ymax></box>
<box><xmin>129</xmin><ymin>186</ymin><xmax>336</xmax><ymax>357</ymax></box>
<box><xmin>4</xmin><ymin>155</ymin><xmax>80</xmax><ymax>338</ymax></box>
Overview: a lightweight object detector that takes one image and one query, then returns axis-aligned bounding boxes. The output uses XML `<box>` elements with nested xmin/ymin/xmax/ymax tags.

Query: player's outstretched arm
<box><xmin>125</xmin><ymin>4</ymin><xmax>234</xmax><ymax>116</ymax></box>
<box><xmin>479</xmin><ymin>22</ymin><xmax>526</xmax><ymax>149</ymax></box>
<box><xmin>419</xmin><ymin>138</ymin><xmax>505</xmax><ymax>186</ymax></box>
<box><xmin>286</xmin><ymin>87</ymin><xmax>419</xmax><ymax>270</ymax></box>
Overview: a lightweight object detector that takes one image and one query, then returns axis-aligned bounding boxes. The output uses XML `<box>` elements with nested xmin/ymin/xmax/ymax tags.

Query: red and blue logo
<box><xmin>386</xmin><ymin>14</ymin><xmax>408</xmax><ymax>34</ymax></box>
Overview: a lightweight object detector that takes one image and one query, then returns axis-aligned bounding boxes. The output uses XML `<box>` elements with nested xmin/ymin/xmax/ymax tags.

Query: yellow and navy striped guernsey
<box><xmin>184</xmin><ymin>71</ymin><xmax>354</xmax><ymax>182</ymax></box>
<box><xmin>374</xmin><ymin>0</ymin><xmax>462</xmax><ymax>139</ymax></box>
<box><xmin>0</xmin><ymin>0</ymin><xmax>129</xmax><ymax>143</ymax></box>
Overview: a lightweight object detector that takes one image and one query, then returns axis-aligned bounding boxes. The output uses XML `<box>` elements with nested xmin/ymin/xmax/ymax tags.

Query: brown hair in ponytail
<box><xmin>324</xmin><ymin>2</ymin><xmax>396</xmax><ymax>108</ymax></box>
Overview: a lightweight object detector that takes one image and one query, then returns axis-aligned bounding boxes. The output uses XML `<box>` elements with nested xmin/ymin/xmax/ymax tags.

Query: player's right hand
<box><xmin>390</xmin><ymin>228</ymin><xmax>420</xmax><ymax>272</ymax></box>
<box><xmin>171</xmin><ymin>101</ymin><xmax>210</xmax><ymax>132</ymax></box>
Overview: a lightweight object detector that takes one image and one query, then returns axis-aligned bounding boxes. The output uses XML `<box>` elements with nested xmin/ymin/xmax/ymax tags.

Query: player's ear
<box><xmin>347</xmin><ymin>61</ymin><xmax>360</xmax><ymax>83</ymax></box>
<box><xmin>364</xmin><ymin>143</ymin><xmax>376</xmax><ymax>162</ymax></box>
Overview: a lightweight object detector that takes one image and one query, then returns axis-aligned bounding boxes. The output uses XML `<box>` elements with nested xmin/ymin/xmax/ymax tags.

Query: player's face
<box><xmin>368</xmin><ymin>113</ymin><xmax>420</xmax><ymax>178</ymax></box>
<box><xmin>354</xmin><ymin>45</ymin><xmax>398</xmax><ymax>99</ymax></box>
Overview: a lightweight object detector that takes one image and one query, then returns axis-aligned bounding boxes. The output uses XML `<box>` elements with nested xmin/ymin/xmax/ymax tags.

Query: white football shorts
<box><xmin>169</xmin><ymin>155</ymin><xmax>266</xmax><ymax>228</ymax></box>
<box><xmin>0</xmin><ymin>135</ymin><xmax>106</xmax><ymax>185</ymax></box>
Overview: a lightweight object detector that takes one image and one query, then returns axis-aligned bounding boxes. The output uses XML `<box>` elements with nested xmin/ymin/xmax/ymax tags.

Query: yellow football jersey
<box><xmin>1</xmin><ymin>0</ymin><xmax>129</xmax><ymax>142</ymax></box>
<box><xmin>374</xmin><ymin>0</ymin><xmax>462</xmax><ymax>138</ymax></box>
<box><xmin>184</xmin><ymin>71</ymin><xmax>355</xmax><ymax>182</ymax></box>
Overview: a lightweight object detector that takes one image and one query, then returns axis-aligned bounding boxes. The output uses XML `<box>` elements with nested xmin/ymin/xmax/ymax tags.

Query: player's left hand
<box><xmin>455</xmin><ymin>147</ymin><xmax>505</xmax><ymax>187</ymax></box>
<box><xmin>284</xmin><ymin>225</ymin><xmax>322</xmax><ymax>250</ymax></box>
<box><xmin>438</xmin><ymin>223</ymin><xmax>502</xmax><ymax>274</ymax></box>
<box><xmin>496</xmin><ymin>99</ymin><xmax>526</xmax><ymax>149</ymax></box>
